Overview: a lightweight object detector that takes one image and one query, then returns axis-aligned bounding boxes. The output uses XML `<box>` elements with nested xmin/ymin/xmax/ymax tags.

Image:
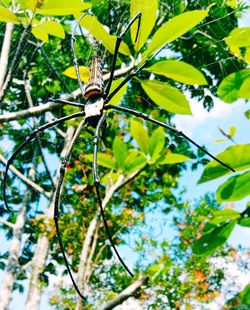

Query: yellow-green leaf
<box><xmin>140</xmin><ymin>80</ymin><xmax>192</xmax><ymax>115</ymax></box>
<box><xmin>41</xmin><ymin>21</ymin><xmax>65</xmax><ymax>39</ymax></box>
<box><xmin>113</xmin><ymin>137</ymin><xmax>127</xmax><ymax>169</ymax></box>
<box><xmin>225</xmin><ymin>27</ymin><xmax>250</xmax><ymax>48</ymax></box>
<box><xmin>63</xmin><ymin>66</ymin><xmax>89</xmax><ymax>82</ymax></box>
<box><xmin>32</xmin><ymin>26</ymin><xmax>48</xmax><ymax>42</ymax></box>
<box><xmin>108</xmin><ymin>79</ymin><xmax>128</xmax><ymax>106</ymax></box>
<box><xmin>159</xmin><ymin>153</ymin><xmax>190</xmax><ymax>165</ymax></box>
<box><xmin>198</xmin><ymin>144</ymin><xmax>250</xmax><ymax>184</ymax></box>
<box><xmin>245</xmin><ymin>110</ymin><xmax>250</xmax><ymax>119</ymax></box>
<box><xmin>0</xmin><ymin>7</ymin><xmax>20</xmax><ymax>24</ymax></box>
<box><xmin>125</xmin><ymin>152</ymin><xmax>147</xmax><ymax>174</ymax></box>
<box><xmin>218</xmin><ymin>69</ymin><xmax>250</xmax><ymax>103</ymax></box>
<box><xmin>229</xmin><ymin>126</ymin><xmax>236</xmax><ymax>137</ymax></box>
<box><xmin>239</xmin><ymin>76</ymin><xmax>250</xmax><ymax>99</ymax></box>
<box><xmin>216</xmin><ymin>171</ymin><xmax>250</xmax><ymax>203</ymax></box>
<box><xmin>145</xmin><ymin>60</ymin><xmax>207</xmax><ymax>85</ymax></box>
<box><xmin>78</xmin><ymin>14</ymin><xmax>130</xmax><ymax>56</ymax></box>
<box><xmin>130</xmin><ymin>120</ymin><xmax>150</xmax><ymax>154</ymax></box>
<box><xmin>130</xmin><ymin>0</ymin><xmax>158</xmax><ymax>52</ymax></box>
<box><xmin>37</xmin><ymin>0</ymin><xmax>91</xmax><ymax>15</ymax></box>
<box><xmin>84</xmin><ymin>153</ymin><xmax>116</xmax><ymax>170</ymax></box>
<box><xmin>149</xmin><ymin>127</ymin><xmax>165</xmax><ymax>164</ymax></box>
<box><xmin>143</xmin><ymin>10</ymin><xmax>208</xmax><ymax>58</ymax></box>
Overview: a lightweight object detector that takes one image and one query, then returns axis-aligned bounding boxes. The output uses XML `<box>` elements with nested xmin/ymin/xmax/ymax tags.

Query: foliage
<box><xmin>0</xmin><ymin>0</ymin><xmax>249</xmax><ymax>309</ymax></box>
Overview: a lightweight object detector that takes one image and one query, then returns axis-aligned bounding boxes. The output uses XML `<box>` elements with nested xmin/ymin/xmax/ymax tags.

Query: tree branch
<box><xmin>0</xmin><ymin>154</ymin><xmax>50</xmax><ymax>198</ymax></box>
<box><xmin>0</xmin><ymin>218</ymin><xmax>15</xmax><ymax>229</ymax></box>
<box><xmin>99</xmin><ymin>275</ymin><xmax>148</xmax><ymax>310</ymax></box>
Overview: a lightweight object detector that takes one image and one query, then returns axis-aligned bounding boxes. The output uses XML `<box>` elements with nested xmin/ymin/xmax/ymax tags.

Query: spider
<box><xmin>2</xmin><ymin>12</ymin><xmax>235</xmax><ymax>300</ymax></box>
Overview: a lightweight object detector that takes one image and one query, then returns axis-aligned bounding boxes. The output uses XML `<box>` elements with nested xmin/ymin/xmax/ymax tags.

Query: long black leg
<box><xmin>3</xmin><ymin>111</ymin><xmax>85</xmax><ymax>212</ymax></box>
<box><xmin>106</xmin><ymin>105</ymin><xmax>235</xmax><ymax>172</ymax></box>
<box><xmin>104</xmin><ymin>12</ymin><xmax>142</xmax><ymax>97</ymax></box>
<box><xmin>71</xmin><ymin>14</ymin><xmax>88</xmax><ymax>98</ymax></box>
<box><xmin>49</xmin><ymin>98</ymin><xmax>85</xmax><ymax>109</ymax></box>
<box><xmin>93</xmin><ymin>114</ymin><xmax>134</xmax><ymax>277</ymax></box>
<box><xmin>54</xmin><ymin>118</ymin><xmax>86</xmax><ymax>300</ymax></box>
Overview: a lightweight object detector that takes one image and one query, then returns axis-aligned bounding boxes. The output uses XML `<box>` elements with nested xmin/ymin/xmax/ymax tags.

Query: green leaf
<box><xmin>149</xmin><ymin>127</ymin><xmax>165</xmax><ymax>164</ymax></box>
<box><xmin>240</xmin><ymin>284</ymin><xmax>250</xmax><ymax>304</ymax></box>
<box><xmin>143</xmin><ymin>10</ymin><xmax>208</xmax><ymax>58</ymax></box>
<box><xmin>216</xmin><ymin>171</ymin><xmax>250</xmax><ymax>203</ymax></box>
<box><xmin>78</xmin><ymin>14</ymin><xmax>130</xmax><ymax>56</ymax></box>
<box><xmin>36</xmin><ymin>0</ymin><xmax>91</xmax><ymax>15</ymax></box>
<box><xmin>130</xmin><ymin>120</ymin><xmax>150</xmax><ymax>154</ymax></box>
<box><xmin>210</xmin><ymin>209</ymin><xmax>240</xmax><ymax>225</ymax></box>
<box><xmin>108</xmin><ymin>79</ymin><xmax>128</xmax><ymax>106</ymax></box>
<box><xmin>159</xmin><ymin>153</ymin><xmax>190</xmax><ymax>165</ymax></box>
<box><xmin>63</xmin><ymin>66</ymin><xmax>89</xmax><ymax>82</ymax></box>
<box><xmin>125</xmin><ymin>153</ymin><xmax>147</xmax><ymax>174</ymax></box>
<box><xmin>0</xmin><ymin>7</ymin><xmax>20</xmax><ymax>24</ymax></box>
<box><xmin>239</xmin><ymin>77</ymin><xmax>250</xmax><ymax>99</ymax></box>
<box><xmin>245</xmin><ymin>110</ymin><xmax>250</xmax><ymax>119</ymax></box>
<box><xmin>145</xmin><ymin>60</ymin><xmax>207</xmax><ymax>85</ymax></box>
<box><xmin>218</xmin><ymin>69</ymin><xmax>250</xmax><ymax>103</ymax></box>
<box><xmin>140</xmin><ymin>80</ymin><xmax>192</xmax><ymax>115</ymax></box>
<box><xmin>192</xmin><ymin>221</ymin><xmax>236</xmax><ymax>256</ymax></box>
<box><xmin>238</xmin><ymin>217</ymin><xmax>250</xmax><ymax>227</ymax></box>
<box><xmin>225</xmin><ymin>27</ymin><xmax>250</xmax><ymax>48</ymax></box>
<box><xmin>84</xmin><ymin>153</ymin><xmax>116</xmax><ymax>170</ymax></box>
<box><xmin>41</xmin><ymin>21</ymin><xmax>65</xmax><ymax>39</ymax></box>
<box><xmin>198</xmin><ymin>144</ymin><xmax>250</xmax><ymax>184</ymax></box>
<box><xmin>130</xmin><ymin>0</ymin><xmax>158</xmax><ymax>52</ymax></box>
<box><xmin>113</xmin><ymin>137</ymin><xmax>127</xmax><ymax>169</ymax></box>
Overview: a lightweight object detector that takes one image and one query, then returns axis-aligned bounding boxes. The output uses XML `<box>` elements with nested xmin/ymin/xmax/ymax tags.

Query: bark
<box><xmin>99</xmin><ymin>276</ymin><xmax>147</xmax><ymax>310</ymax></box>
<box><xmin>0</xmin><ymin>206</ymin><xmax>26</xmax><ymax>310</ymax></box>
<box><xmin>0</xmin><ymin>23</ymin><xmax>14</xmax><ymax>90</ymax></box>
<box><xmin>25</xmin><ymin>126</ymin><xmax>75</xmax><ymax>310</ymax></box>
<box><xmin>75</xmin><ymin>170</ymin><xmax>142</xmax><ymax>310</ymax></box>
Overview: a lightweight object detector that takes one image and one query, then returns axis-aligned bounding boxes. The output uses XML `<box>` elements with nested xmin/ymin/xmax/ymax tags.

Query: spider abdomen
<box><xmin>84</xmin><ymin>55</ymin><xmax>103</xmax><ymax>99</ymax></box>
<box><xmin>85</xmin><ymin>97</ymin><xmax>105</xmax><ymax>128</ymax></box>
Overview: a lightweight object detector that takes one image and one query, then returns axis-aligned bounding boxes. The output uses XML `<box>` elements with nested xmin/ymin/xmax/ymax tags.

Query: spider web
<box><xmin>0</xmin><ymin>0</ymin><xmax>249</xmax><ymax>308</ymax></box>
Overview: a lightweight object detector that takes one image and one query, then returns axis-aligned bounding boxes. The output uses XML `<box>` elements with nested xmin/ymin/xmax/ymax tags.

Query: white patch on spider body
<box><xmin>84</xmin><ymin>98</ymin><xmax>104</xmax><ymax>118</ymax></box>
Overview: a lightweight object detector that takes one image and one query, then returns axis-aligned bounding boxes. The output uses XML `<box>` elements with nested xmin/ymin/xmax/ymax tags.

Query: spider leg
<box><xmin>49</xmin><ymin>98</ymin><xmax>85</xmax><ymax>109</ymax></box>
<box><xmin>71</xmin><ymin>14</ymin><xmax>88</xmax><ymax>99</ymax></box>
<box><xmin>3</xmin><ymin>111</ymin><xmax>85</xmax><ymax>212</ymax></box>
<box><xmin>54</xmin><ymin>118</ymin><xmax>86</xmax><ymax>300</ymax></box>
<box><xmin>105</xmin><ymin>12</ymin><xmax>142</xmax><ymax>96</ymax></box>
<box><xmin>105</xmin><ymin>105</ymin><xmax>235</xmax><ymax>172</ymax></box>
<box><xmin>93</xmin><ymin>114</ymin><xmax>134</xmax><ymax>277</ymax></box>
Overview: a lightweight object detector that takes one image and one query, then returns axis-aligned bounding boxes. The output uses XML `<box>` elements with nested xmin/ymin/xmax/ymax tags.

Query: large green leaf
<box><xmin>210</xmin><ymin>209</ymin><xmax>240</xmax><ymax>224</ymax></box>
<box><xmin>84</xmin><ymin>153</ymin><xmax>116</xmax><ymax>170</ymax></box>
<box><xmin>78</xmin><ymin>14</ymin><xmax>130</xmax><ymax>56</ymax></box>
<box><xmin>125</xmin><ymin>152</ymin><xmax>147</xmax><ymax>174</ymax></box>
<box><xmin>113</xmin><ymin>137</ymin><xmax>127</xmax><ymax>169</ymax></box>
<box><xmin>140</xmin><ymin>80</ymin><xmax>192</xmax><ymax>115</ymax></box>
<box><xmin>130</xmin><ymin>0</ymin><xmax>158</xmax><ymax>52</ymax></box>
<box><xmin>158</xmin><ymin>153</ymin><xmax>190</xmax><ymax>165</ymax></box>
<box><xmin>198</xmin><ymin>144</ymin><xmax>250</xmax><ymax>184</ymax></box>
<box><xmin>149</xmin><ymin>127</ymin><xmax>165</xmax><ymax>164</ymax></box>
<box><xmin>0</xmin><ymin>7</ymin><xmax>20</xmax><ymax>24</ymax></box>
<box><xmin>143</xmin><ymin>10</ymin><xmax>208</xmax><ymax>58</ymax></box>
<box><xmin>216</xmin><ymin>171</ymin><xmax>250</xmax><ymax>203</ymax></box>
<box><xmin>145</xmin><ymin>60</ymin><xmax>207</xmax><ymax>85</ymax></box>
<box><xmin>192</xmin><ymin>221</ymin><xmax>236</xmax><ymax>256</ymax></box>
<box><xmin>225</xmin><ymin>27</ymin><xmax>250</xmax><ymax>48</ymax></box>
<box><xmin>240</xmin><ymin>284</ymin><xmax>250</xmax><ymax>304</ymax></box>
<box><xmin>41</xmin><ymin>21</ymin><xmax>65</xmax><ymax>39</ymax></box>
<box><xmin>36</xmin><ymin>0</ymin><xmax>90</xmax><ymax>15</ymax></box>
<box><xmin>218</xmin><ymin>69</ymin><xmax>250</xmax><ymax>103</ymax></box>
<box><xmin>130</xmin><ymin>120</ymin><xmax>150</xmax><ymax>154</ymax></box>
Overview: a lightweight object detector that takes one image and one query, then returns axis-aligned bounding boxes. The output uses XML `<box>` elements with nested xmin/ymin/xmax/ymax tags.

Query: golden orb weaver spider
<box><xmin>2</xmin><ymin>12</ymin><xmax>235</xmax><ymax>300</ymax></box>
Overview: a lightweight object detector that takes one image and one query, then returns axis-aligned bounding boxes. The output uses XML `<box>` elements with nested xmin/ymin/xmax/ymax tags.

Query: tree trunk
<box><xmin>25</xmin><ymin>126</ymin><xmax>74</xmax><ymax>310</ymax></box>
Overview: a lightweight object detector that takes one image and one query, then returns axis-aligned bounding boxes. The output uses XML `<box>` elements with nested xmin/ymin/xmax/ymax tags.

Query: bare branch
<box><xmin>0</xmin><ymin>23</ymin><xmax>14</xmax><ymax>89</ymax></box>
<box><xmin>0</xmin><ymin>154</ymin><xmax>50</xmax><ymax>198</ymax></box>
<box><xmin>0</xmin><ymin>218</ymin><xmax>15</xmax><ymax>229</ymax></box>
<box><xmin>99</xmin><ymin>275</ymin><xmax>148</xmax><ymax>310</ymax></box>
